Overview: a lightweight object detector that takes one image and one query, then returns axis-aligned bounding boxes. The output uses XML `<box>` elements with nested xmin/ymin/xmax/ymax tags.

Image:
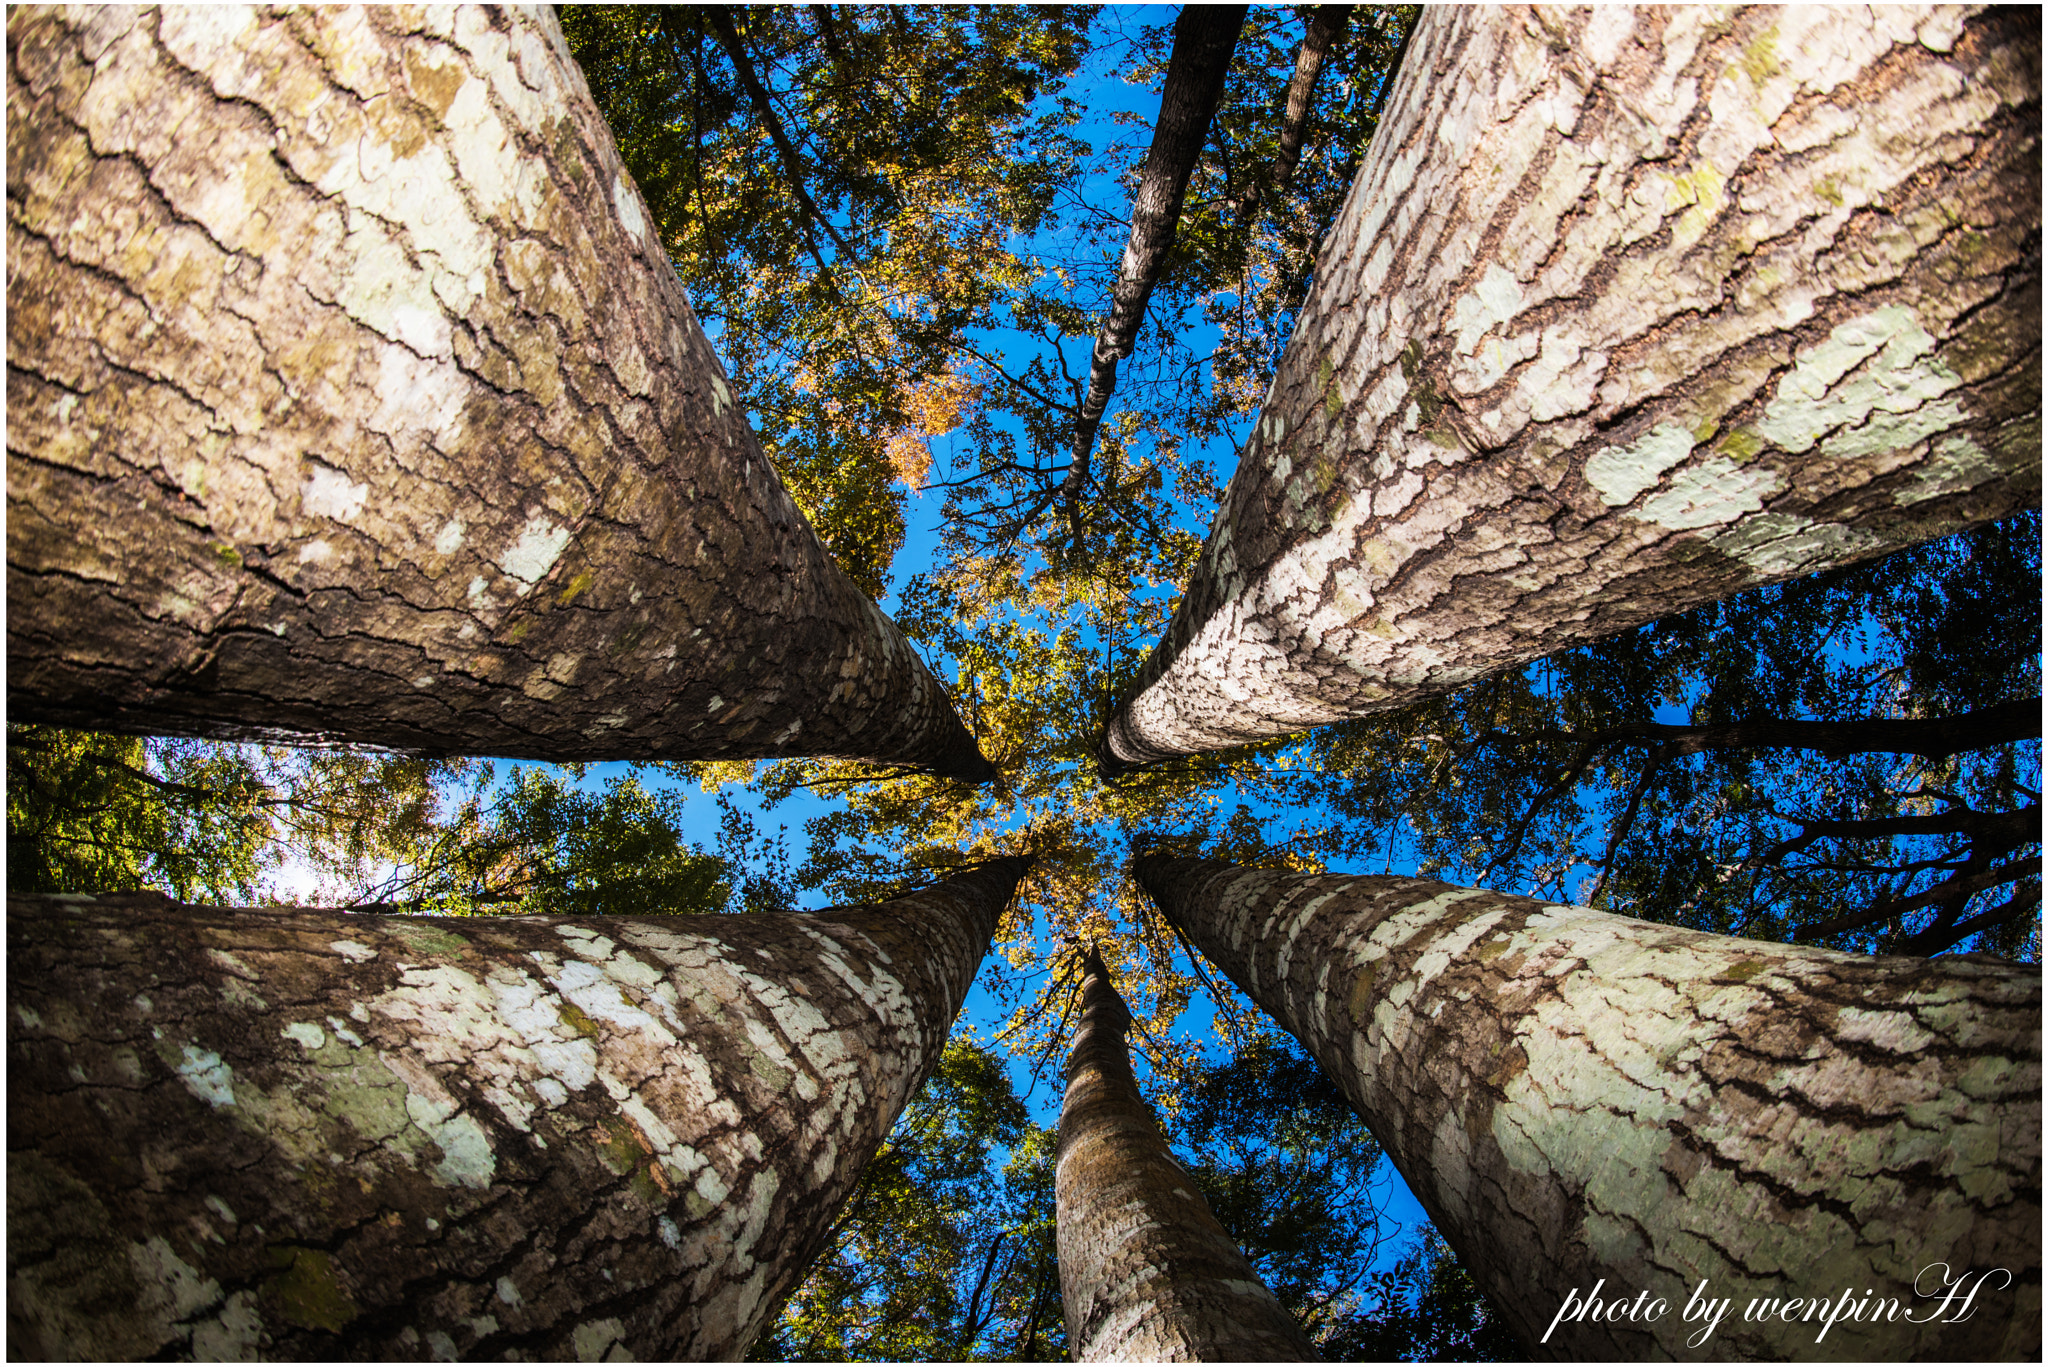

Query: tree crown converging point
<box><xmin>7</xmin><ymin>4</ymin><xmax>2038</xmax><ymax>1362</ymax></box>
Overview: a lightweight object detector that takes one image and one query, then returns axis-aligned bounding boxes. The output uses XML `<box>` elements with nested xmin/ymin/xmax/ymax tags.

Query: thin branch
<box><xmin>1587</xmin><ymin>742</ymin><xmax>1669</xmax><ymax>903</ymax></box>
<box><xmin>1796</xmin><ymin>855</ymin><xmax>2043</xmax><ymax>939</ymax></box>
<box><xmin>1492</xmin><ymin>699</ymin><xmax>2040</xmax><ymax>765</ymax></box>
<box><xmin>698</xmin><ymin>9</ymin><xmax>858</xmax><ymax>274</ymax></box>
<box><xmin>1743</xmin><ymin>802</ymin><xmax>2040</xmax><ymax>874</ymax></box>
<box><xmin>1479</xmin><ymin>738</ymin><xmax>1600</xmax><ymax>880</ymax></box>
<box><xmin>1901</xmin><ymin>884</ymin><xmax>2042</xmax><ymax>956</ymax></box>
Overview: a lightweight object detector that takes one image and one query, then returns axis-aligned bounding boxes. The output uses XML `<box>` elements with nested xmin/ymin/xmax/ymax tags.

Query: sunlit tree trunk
<box><xmin>1061</xmin><ymin>5</ymin><xmax>1247</xmax><ymax>531</ymax></box>
<box><xmin>1056</xmin><ymin>948</ymin><xmax>1316</xmax><ymax>1362</ymax></box>
<box><xmin>1103</xmin><ymin>5</ymin><xmax>2040</xmax><ymax>774</ymax></box>
<box><xmin>6</xmin><ymin>5</ymin><xmax>993</xmax><ymax>782</ymax></box>
<box><xmin>6</xmin><ymin>857</ymin><xmax>1029</xmax><ymax>1360</ymax></box>
<box><xmin>1234</xmin><ymin>3</ymin><xmax>1350</xmax><ymax>230</ymax></box>
<box><xmin>1135</xmin><ymin>854</ymin><xmax>2042</xmax><ymax>1359</ymax></box>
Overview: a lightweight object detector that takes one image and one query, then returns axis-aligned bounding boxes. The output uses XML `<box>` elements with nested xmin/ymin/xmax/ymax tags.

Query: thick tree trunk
<box><xmin>1135</xmin><ymin>854</ymin><xmax>2042</xmax><ymax>1360</ymax></box>
<box><xmin>1103</xmin><ymin>6</ymin><xmax>2040</xmax><ymax>774</ymax></box>
<box><xmin>6</xmin><ymin>6</ymin><xmax>993</xmax><ymax>782</ymax></box>
<box><xmin>1061</xmin><ymin>6</ymin><xmax>1247</xmax><ymax>528</ymax></box>
<box><xmin>1056</xmin><ymin>948</ymin><xmax>1316</xmax><ymax>1362</ymax></box>
<box><xmin>6</xmin><ymin>857</ymin><xmax>1029</xmax><ymax>1360</ymax></box>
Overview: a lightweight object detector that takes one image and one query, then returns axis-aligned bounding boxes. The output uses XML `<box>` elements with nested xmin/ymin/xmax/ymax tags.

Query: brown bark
<box><xmin>1060</xmin><ymin>6</ymin><xmax>1247</xmax><ymax>532</ymax></box>
<box><xmin>1136</xmin><ymin>854</ymin><xmax>2042</xmax><ymax>1360</ymax></box>
<box><xmin>1056</xmin><ymin>948</ymin><xmax>1316</xmax><ymax>1362</ymax></box>
<box><xmin>6</xmin><ymin>857</ymin><xmax>1030</xmax><ymax>1360</ymax></box>
<box><xmin>1102</xmin><ymin>6</ymin><xmax>2041</xmax><ymax>775</ymax></box>
<box><xmin>1235</xmin><ymin>4</ymin><xmax>1351</xmax><ymax>231</ymax></box>
<box><xmin>5</xmin><ymin>6</ymin><xmax>993</xmax><ymax>783</ymax></box>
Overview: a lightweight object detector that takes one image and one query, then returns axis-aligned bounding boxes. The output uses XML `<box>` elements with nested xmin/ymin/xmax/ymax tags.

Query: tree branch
<box><xmin>1479</xmin><ymin>738</ymin><xmax>1600</xmax><ymax>880</ymax></box>
<box><xmin>1587</xmin><ymin>742</ymin><xmax>1669</xmax><ymax>904</ymax></box>
<box><xmin>1235</xmin><ymin>5</ymin><xmax>1351</xmax><ymax>231</ymax></box>
<box><xmin>699</xmin><ymin>9</ymin><xmax>859</xmax><ymax>271</ymax></box>
<box><xmin>1796</xmin><ymin>855</ymin><xmax>2043</xmax><ymax>940</ymax></box>
<box><xmin>1494</xmin><ymin>698</ymin><xmax>2040</xmax><ymax>764</ymax></box>
<box><xmin>1900</xmin><ymin>883</ymin><xmax>2042</xmax><ymax>956</ymax></box>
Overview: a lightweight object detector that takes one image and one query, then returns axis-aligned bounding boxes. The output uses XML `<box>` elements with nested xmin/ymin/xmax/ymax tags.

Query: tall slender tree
<box><xmin>1056</xmin><ymin>946</ymin><xmax>1317</xmax><ymax>1361</ymax></box>
<box><xmin>1135</xmin><ymin>853</ymin><xmax>2041</xmax><ymax>1359</ymax></box>
<box><xmin>8</xmin><ymin>857</ymin><xmax>1030</xmax><ymax>1360</ymax></box>
<box><xmin>6</xmin><ymin>5</ymin><xmax>992</xmax><ymax>781</ymax></box>
<box><xmin>1103</xmin><ymin>5</ymin><xmax>2040</xmax><ymax>775</ymax></box>
<box><xmin>1229</xmin><ymin>5</ymin><xmax>1351</xmax><ymax>234</ymax></box>
<box><xmin>1053</xmin><ymin>5</ymin><xmax>1247</xmax><ymax>544</ymax></box>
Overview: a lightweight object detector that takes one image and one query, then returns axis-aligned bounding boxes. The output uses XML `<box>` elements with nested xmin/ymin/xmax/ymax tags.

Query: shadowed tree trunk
<box><xmin>1056</xmin><ymin>947</ymin><xmax>1316</xmax><ymax>1362</ymax></box>
<box><xmin>6</xmin><ymin>857</ymin><xmax>1030</xmax><ymax>1360</ymax></box>
<box><xmin>1058</xmin><ymin>5</ymin><xmax>1247</xmax><ymax>536</ymax></box>
<box><xmin>1233</xmin><ymin>5</ymin><xmax>1350</xmax><ymax>231</ymax></box>
<box><xmin>6</xmin><ymin>6</ymin><xmax>993</xmax><ymax>782</ymax></box>
<box><xmin>1102</xmin><ymin>5</ymin><xmax>2040</xmax><ymax>775</ymax></box>
<box><xmin>1135</xmin><ymin>854</ymin><xmax>2042</xmax><ymax>1360</ymax></box>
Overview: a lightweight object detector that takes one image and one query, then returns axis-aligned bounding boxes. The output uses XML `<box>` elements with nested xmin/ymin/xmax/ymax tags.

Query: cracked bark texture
<box><xmin>1056</xmin><ymin>948</ymin><xmax>1317</xmax><ymax>1362</ymax></box>
<box><xmin>1103</xmin><ymin>5</ymin><xmax>2041</xmax><ymax>773</ymax></box>
<box><xmin>6</xmin><ymin>857</ymin><xmax>1028</xmax><ymax>1361</ymax></box>
<box><xmin>5</xmin><ymin>6</ymin><xmax>993</xmax><ymax>782</ymax></box>
<box><xmin>1136</xmin><ymin>855</ymin><xmax>2041</xmax><ymax>1360</ymax></box>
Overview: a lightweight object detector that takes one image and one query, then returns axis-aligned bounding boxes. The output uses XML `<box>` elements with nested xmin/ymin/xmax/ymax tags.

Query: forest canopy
<box><xmin>7</xmin><ymin>5</ymin><xmax>2037</xmax><ymax>1362</ymax></box>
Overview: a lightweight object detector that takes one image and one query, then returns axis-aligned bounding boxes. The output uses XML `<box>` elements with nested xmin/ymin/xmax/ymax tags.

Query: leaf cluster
<box><xmin>750</xmin><ymin>1038</ymin><xmax>1064</xmax><ymax>1362</ymax></box>
<box><xmin>563</xmin><ymin>4</ymin><xmax>1094</xmax><ymax>598</ymax></box>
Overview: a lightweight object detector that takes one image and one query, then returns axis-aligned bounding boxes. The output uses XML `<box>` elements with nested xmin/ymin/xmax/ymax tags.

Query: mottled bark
<box><xmin>1137</xmin><ymin>855</ymin><xmax>2041</xmax><ymax>1360</ymax></box>
<box><xmin>1056</xmin><ymin>948</ymin><xmax>1316</xmax><ymax>1362</ymax></box>
<box><xmin>6</xmin><ymin>6</ymin><xmax>993</xmax><ymax>782</ymax></box>
<box><xmin>7</xmin><ymin>857</ymin><xmax>1028</xmax><ymax>1360</ymax></box>
<box><xmin>1061</xmin><ymin>6</ymin><xmax>1247</xmax><ymax>530</ymax></box>
<box><xmin>1104</xmin><ymin>6</ymin><xmax>2041</xmax><ymax>774</ymax></box>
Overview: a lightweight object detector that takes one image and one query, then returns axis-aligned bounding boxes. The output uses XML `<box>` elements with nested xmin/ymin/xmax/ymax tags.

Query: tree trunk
<box><xmin>1103</xmin><ymin>6</ymin><xmax>2040</xmax><ymax>774</ymax></box>
<box><xmin>6</xmin><ymin>857</ymin><xmax>1029</xmax><ymax>1360</ymax></box>
<box><xmin>1135</xmin><ymin>854</ymin><xmax>2042</xmax><ymax>1360</ymax></box>
<box><xmin>1061</xmin><ymin>6</ymin><xmax>1247</xmax><ymax>529</ymax></box>
<box><xmin>1056</xmin><ymin>948</ymin><xmax>1316</xmax><ymax>1362</ymax></box>
<box><xmin>1235</xmin><ymin>4</ymin><xmax>1350</xmax><ymax>231</ymax></box>
<box><xmin>6</xmin><ymin>6</ymin><xmax>993</xmax><ymax>783</ymax></box>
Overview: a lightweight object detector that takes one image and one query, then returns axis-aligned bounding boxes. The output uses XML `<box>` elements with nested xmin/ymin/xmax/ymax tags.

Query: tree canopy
<box><xmin>9</xmin><ymin>6</ymin><xmax>2036</xmax><ymax>1361</ymax></box>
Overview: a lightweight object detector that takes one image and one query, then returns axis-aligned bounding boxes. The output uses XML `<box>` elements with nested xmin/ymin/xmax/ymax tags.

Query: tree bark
<box><xmin>6</xmin><ymin>857</ymin><xmax>1029</xmax><ymax>1360</ymax></box>
<box><xmin>1135</xmin><ymin>854</ymin><xmax>2042</xmax><ymax>1360</ymax></box>
<box><xmin>1235</xmin><ymin>4</ymin><xmax>1350</xmax><ymax>231</ymax></box>
<box><xmin>5</xmin><ymin>6</ymin><xmax>993</xmax><ymax>783</ymax></box>
<box><xmin>1056</xmin><ymin>948</ymin><xmax>1316</xmax><ymax>1362</ymax></box>
<box><xmin>1061</xmin><ymin>6</ymin><xmax>1247</xmax><ymax>529</ymax></box>
<box><xmin>1102</xmin><ymin>6</ymin><xmax>2041</xmax><ymax>775</ymax></box>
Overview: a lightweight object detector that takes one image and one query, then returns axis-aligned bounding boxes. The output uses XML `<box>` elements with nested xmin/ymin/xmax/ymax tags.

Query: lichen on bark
<box><xmin>1136</xmin><ymin>854</ymin><xmax>2042</xmax><ymax>1360</ymax></box>
<box><xmin>1104</xmin><ymin>5</ymin><xmax>2040</xmax><ymax>773</ymax></box>
<box><xmin>6</xmin><ymin>857</ymin><xmax>1029</xmax><ymax>1360</ymax></box>
<box><xmin>6</xmin><ymin>5</ymin><xmax>992</xmax><ymax>782</ymax></box>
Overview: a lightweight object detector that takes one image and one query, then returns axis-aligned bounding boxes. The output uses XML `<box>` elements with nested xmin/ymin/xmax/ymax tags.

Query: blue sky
<box><xmin>573</xmin><ymin>5</ymin><xmax>1443</xmax><ymax>1274</ymax></box>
